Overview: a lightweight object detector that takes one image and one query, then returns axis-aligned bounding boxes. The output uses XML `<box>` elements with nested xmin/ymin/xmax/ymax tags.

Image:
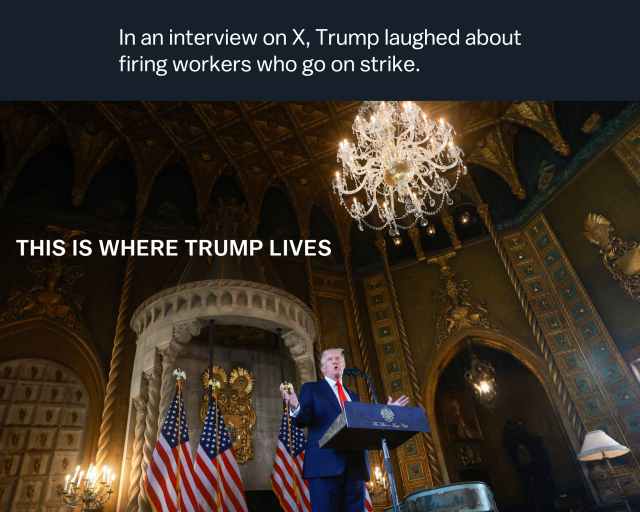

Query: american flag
<box><xmin>194</xmin><ymin>398</ymin><xmax>248</xmax><ymax>512</ymax></box>
<box><xmin>270</xmin><ymin>409</ymin><xmax>311</xmax><ymax>512</ymax></box>
<box><xmin>365</xmin><ymin>486</ymin><xmax>373</xmax><ymax>512</ymax></box>
<box><xmin>145</xmin><ymin>384</ymin><xmax>199</xmax><ymax>512</ymax></box>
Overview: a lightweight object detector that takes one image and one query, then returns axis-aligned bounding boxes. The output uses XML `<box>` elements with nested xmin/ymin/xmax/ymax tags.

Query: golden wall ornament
<box><xmin>200</xmin><ymin>366</ymin><xmax>256</xmax><ymax>464</ymax></box>
<box><xmin>0</xmin><ymin>226</ymin><xmax>87</xmax><ymax>335</ymax></box>
<box><xmin>459</xmin><ymin>445</ymin><xmax>482</xmax><ymax>466</ymax></box>
<box><xmin>429</xmin><ymin>253</ymin><xmax>501</xmax><ymax>350</ymax></box>
<box><xmin>583</xmin><ymin>213</ymin><xmax>640</xmax><ymax>304</ymax></box>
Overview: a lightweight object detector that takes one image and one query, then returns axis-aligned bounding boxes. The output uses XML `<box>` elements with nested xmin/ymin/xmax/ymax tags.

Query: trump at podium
<box><xmin>280</xmin><ymin>348</ymin><xmax>409</xmax><ymax>512</ymax></box>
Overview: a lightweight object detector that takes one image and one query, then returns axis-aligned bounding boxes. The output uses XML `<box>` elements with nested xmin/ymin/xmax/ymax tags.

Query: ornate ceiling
<box><xmin>0</xmin><ymin>101</ymin><xmax>573</xmax><ymax>245</ymax></box>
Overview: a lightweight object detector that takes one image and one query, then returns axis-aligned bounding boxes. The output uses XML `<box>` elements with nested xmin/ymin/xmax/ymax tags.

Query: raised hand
<box><xmin>387</xmin><ymin>395</ymin><xmax>410</xmax><ymax>407</ymax></box>
<box><xmin>279</xmin><ymin>384</ymin><xmax>299</xmax><ymax>409</ymax></box>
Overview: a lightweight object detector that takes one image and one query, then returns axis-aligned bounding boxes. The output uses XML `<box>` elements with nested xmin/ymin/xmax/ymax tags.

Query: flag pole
<box><xmin>176</xmin><ymin>379</ymin><xmax>182</xmax><ymax>512</ymax></box>
<box><xmin>209</xmin><ymin>319</ymin><xmax>221</xmax><ymax>512</ymax></box>
<box><xmin>277</xmin><ymin>328</ymin><xmax>298</xmax><ymax>504</ymax></box>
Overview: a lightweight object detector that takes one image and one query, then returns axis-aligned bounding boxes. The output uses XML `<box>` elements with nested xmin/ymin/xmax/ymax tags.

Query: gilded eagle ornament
<box><xmin>200</xmin><ymin>366</ymin><xmax>256</xmax><ymax>464</ymax></box>
<box><xmin>583</xmin><ymin>213</ymin><xmax>640</xmax><ymax>304</ymax></box>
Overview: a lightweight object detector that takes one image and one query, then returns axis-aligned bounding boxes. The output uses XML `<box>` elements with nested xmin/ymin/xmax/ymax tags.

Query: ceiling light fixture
<box><xmin>334</xmin><ymin>101</ymin><xmax>466</xmax><ymax>236</ymax></box>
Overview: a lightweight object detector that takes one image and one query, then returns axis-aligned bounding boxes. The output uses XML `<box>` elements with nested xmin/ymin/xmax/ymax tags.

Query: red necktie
<box><xmin>336</xmin><ymin>381</ymin><xmax>349</xmax><ymax>411</ymax></box>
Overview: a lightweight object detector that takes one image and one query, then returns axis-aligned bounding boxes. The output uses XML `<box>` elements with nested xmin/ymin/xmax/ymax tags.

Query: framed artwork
<box><xmin>440</xmin><ymin>389</ymin><xmax>483</xmax><ymax>442</ymax></box>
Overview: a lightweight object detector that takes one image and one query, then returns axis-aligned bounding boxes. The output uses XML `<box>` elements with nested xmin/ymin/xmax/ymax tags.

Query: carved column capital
<box><xmin>157</xmin><ymin>341</ymin><xmax>181</xmax><ymax>365</ymax></box>
<box><xmin>477</xmin><ymin>204</ymin><xmax>490</xmax><ymax>226</ymax></box>
<box><xmin>157</xmin><ymin>342</ymin><xmax>182</xmax><ymax>430</ymax></box>
<box><xmin>144</xmin><ymin>367</ymin><xmax>162</xmax><ymax>388</ymax></box>
<box><xmin>283</xmin><ymin>331</ymin><xmax>307</xmax><ymax>357</ymax></box>
<box><xmin>132</xmin><ymin>396</ymin><xmax>147</xmax><ymax>414</ymax></box>
<box><xmin>374</xmin><ymin>237</ymin><xmax>387</xmax><ymax>255</ymax></box>
<box><xmin>172</xmin><ymin>319</ymin><xmax>202</xmax><ymax>344</ymax></box>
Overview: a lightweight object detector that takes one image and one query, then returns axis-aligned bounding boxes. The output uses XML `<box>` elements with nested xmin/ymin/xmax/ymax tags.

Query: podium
<box><xmin>319</xmin><ymin>401</ymin><xmax>430</xmax><ymax>512</ymax></box>
<box><xmin>319</xmin><ymin>401</ymin><xmax>430</xmax><ymax>450</ymax></box>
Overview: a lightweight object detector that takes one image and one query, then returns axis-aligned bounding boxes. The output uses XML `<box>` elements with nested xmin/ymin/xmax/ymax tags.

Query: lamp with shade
<box><xmin>577</xmin><ymin>430</ymin><xmax>631</xmax><ymax>512</ymax></box>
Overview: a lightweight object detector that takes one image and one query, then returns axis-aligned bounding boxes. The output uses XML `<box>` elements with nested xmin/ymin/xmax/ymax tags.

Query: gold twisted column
<box><xmin>128</xmin><ymin>396</ymin><xmax>147</xmax><ymax>512</ymax></box>
<box><xmin>374</xmin><ymin>237</ymin><xmax>443</xmax><ymax>487</ymax></box>
<box><xmin>343</xmin><ymin>245</ymin><xmax>373</xmax><ymax>399</ymax></box>
<box><xmin>96</xmin><ymin>199</ymin><xmax>147</xmax><ymax>468</ymax></box>
<box><xmin>139</xmin><ymin>368</ymin><xmax>161</xmax><ymax>512</ymax></box>
<box><xmin>477</xmin><ymin>204</ymin><xmax>585</xmax><ymax>440</ymax></box>
<box><xmin>301</xmin><ymin>230</ymin><xmax>323</xmax><ymax>381</ymax></box>
<box><xmin>157</xmin><ymin>342</ymin><xmax>182</xmax><ymax>431</ymax></box>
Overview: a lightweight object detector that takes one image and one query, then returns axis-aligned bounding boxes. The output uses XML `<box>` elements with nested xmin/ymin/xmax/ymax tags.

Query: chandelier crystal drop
<box><xmin>334</xmin><ymin>101</ymin><xmax>466</xmax><ymax>235</ymax></box>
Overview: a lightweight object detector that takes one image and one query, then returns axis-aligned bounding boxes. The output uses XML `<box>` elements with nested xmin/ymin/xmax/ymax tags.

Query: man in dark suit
<box><xmin>280</xmin><ymin>348</ymin><xmax>409</xmax><ymax>512</ymax></box>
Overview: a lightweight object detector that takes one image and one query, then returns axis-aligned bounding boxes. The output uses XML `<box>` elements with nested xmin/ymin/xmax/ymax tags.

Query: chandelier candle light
<box><xmin>334</xmin><ymin>101</ymin><xmax>466</xmax><ymax>236</ymax></box>
<box><xmin>60</xmin><ymin>463</ymin><xmax>115</xmax><ymax>511</ymax></box>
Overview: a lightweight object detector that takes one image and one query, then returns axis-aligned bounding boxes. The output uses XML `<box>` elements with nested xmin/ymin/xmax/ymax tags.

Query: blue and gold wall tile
<box><xmin>580</xmin><ymin>321</ymin><xmax>599</xmax><ymax>340</ymax></box>
<box><xmin>614</xmin><ymin>386</ymin><xmax>636</xmax><ymax>406</ymax></box>
<box><xmin>570</xmin><ymin>302</ymin><xmax>589</xmax><ymax>321</ymax></box>
<box><xmin>553</xmin><ymin>266</ymin><xmax>569</xmax><ymax>283</ymax></box>
<box><xmin>538</xmin><ymin>299</ymin><xmax>552</xmax><ymax>312</ymax></box>
<box><xmin>530</xmin><ymin>281</ymin><xmax>543</xmax><ymax>294</ymax></box>
<box><xmin>546</xmin><ymin>316</ymin><xmax>561</xmax><ymax>330</ymax></box>
<box><xmin>602</xmin><ymin>364</ymin><xmax>622</xmax><ymax>384</ymax></box>
<box><xmin>375</xmin><ymin>309</ymin><xmax>388</xmax><ymax>321</ymax></box>
<box><xmin>623</xmin><ymin>411</ymin><xmax>640</xmax><ymax>432</ymax></box>
<box><xmin>536</xmin><ymin>234</ymin><xmax>551</xmax><ymax>250</ymax></box>
<box><xmin>524</xmin><ymin>265</ymin><xmax>535</xmax><ymax>277</ymax></box>
<box><xmin>574</xmin><ymin>376</ymin><xmax>590</xmax><ymax>393</ymax></box>
<box><xmin>590</xmin><ymin>341</ymin><xmax>610</xmax><ymax>361</ymax></box>
<box><xmin>564</xmin><ymin>355</ymin><xmax>581</xmax><ymax>371</ymax></box>
<box><xmin>390</xmin><ymin>379</ymin><xmax>404</xmax><ymax>393</ymax></box>
<box><xmin>530</xmin><ymin>222</ymin><xmax>543</xmax><ymax>235</ymax></box>
<box><xmin>562</xmin><ymin>283</ymin><xmax>578</xmax><ymax>301</ymax></box>
<box><xmin>403</xmin><ymin>440</ymin><xmax>419</xmax><ymax>457</ymax></box>
<box><xmin>407</xmin><ymin>462</ymin><xmax>424</xmax><ymax>480</ymax></box>
<box><xmin>379</xmin><ymin>325</ymin><xmax>392</xmax><ymax>338</ymax></box>
<box><xmin>516</xmin><ymin>250</ymin><xmax>528</xmax><ymax>261</ymax></box>
<box><xmin>555</xmin><ymin>335</ymin><xmax>570</xmax><ymax>351</ymax></box>
<box><xmin>386</xmin><ymin>360</ymin><xmax>400</xmax><ymax>375</ymax></box>
<box><xmin>585</xmin><ymin>399</ymin><xmax>602</xmax><ymax>416</ymax></box>
<box><xmin>382</xmin><ymin>342</ymin><xmax>396</xmax><ymax>356</ymax></box>
<box><xmin>372</xmin><ymin>293</ymin><xmax>384</xmax><ymax>305</ymax></box>
<box><xmin>545</xmin><ymin>250</ymin><xmax>560</xmax><ymax>267</ymax></box>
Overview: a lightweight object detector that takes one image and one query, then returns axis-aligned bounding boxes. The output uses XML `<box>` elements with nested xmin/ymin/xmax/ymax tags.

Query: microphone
<box><xmin>343</xmin><ymin>367</ymin><xmax>361</xmax><ymax>377</ymax></box>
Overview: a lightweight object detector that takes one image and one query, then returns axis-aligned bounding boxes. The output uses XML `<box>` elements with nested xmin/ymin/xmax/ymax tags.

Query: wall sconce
<box><xmin>426</xmin><ymin>225</ymin><xmax>436</xmax><ymax>237</ymax></box>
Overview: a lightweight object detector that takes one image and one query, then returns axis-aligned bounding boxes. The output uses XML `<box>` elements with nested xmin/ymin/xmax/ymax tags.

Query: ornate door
<box><xmin>0</xmin><ymin>359</ymin><xmax>90</xmax><ymax>512</ymax></box>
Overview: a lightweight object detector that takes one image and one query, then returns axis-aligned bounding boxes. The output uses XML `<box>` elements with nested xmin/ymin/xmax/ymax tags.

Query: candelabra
<box><xmin>367</xmin><ymin>465</ymin><xmax>388</xmax><ymax>500</ymax></box>
<box><xmin>61</xmin><ymin>463</ymin><xmax>115</xmax><ymax>511</ymax></box>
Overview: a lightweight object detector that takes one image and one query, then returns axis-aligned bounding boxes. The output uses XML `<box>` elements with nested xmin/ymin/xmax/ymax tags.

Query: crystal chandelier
<box><xmin>463</xmin><ymin>344</ymin><xmax>497</xmax><ymax>407</ymax></box>
<box><xmin>334</xmin><ymin>101</ymin><xmax>466</xmax><ymax>235</ymax></box>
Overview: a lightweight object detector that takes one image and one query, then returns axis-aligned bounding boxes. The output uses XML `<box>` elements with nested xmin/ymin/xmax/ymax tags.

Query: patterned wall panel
<box><xmin>613</xmin><ymin>120</ymin><xmax>640</xmax><ymax>187</ymax></box>
<box><xmin>0</xmin><ymin>359</ymin><xmax>90</xmax><ymax>512</ymax></box>
<box><xmin>504</xmin><ymin>213</ymin><xmax>640</xmax><ymax>492</ymax></box>
<box><xmin>362</xmin><ymin>275</ymin><xmax>432</xmax><ymax>494</ymax></box>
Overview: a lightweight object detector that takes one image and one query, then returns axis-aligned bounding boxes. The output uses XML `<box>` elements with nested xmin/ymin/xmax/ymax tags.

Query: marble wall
<box><xmin>175</xmin><ymin>340</ymin><xmax>297</xmax><ymax>490</ymax></box>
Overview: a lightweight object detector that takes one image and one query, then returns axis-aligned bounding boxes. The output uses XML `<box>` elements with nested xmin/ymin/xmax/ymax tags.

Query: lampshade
<box><xmin>577</xmin><ymin>430</ymin><xmax>630</xmax><ymax>461</ymax></box>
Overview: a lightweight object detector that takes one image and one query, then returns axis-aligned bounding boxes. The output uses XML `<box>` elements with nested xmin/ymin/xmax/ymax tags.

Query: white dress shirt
<box><xmin>290</xmin><ymin>375</ymin><xmax>351</xmax><ymax>417</ymax></box>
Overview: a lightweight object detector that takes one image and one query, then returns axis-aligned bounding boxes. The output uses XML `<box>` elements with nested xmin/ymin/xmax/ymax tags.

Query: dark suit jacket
<box><xmin>292</xmin><ymin>378</ymin><xmax>370</xmax><ymax>480</ymax></box>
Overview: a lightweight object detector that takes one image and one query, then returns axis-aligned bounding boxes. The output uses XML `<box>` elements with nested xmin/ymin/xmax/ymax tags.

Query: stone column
<box><xmin>139</xmin><ymin>368</ymin><xmax>161</xmax><ymax>512</ymax></box>
<box><xmin>127</xmin><ymin>395</ymin><xmax>147</xmax><ymax>512</ymax></box>
<box><xmin>283</xmin><ymin>331</ymin><xmax>316</xmax><ymax>386</ymax></box>
<box><xmin>157</xmin><ymin>341</ymin><xmax>182</xmax><ymax>431</ymax></box>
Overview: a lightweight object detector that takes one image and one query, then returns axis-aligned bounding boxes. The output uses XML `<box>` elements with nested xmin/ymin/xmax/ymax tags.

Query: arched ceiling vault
<box><xmin>0</xmin><ymin>100</ymin><xmax>571</xmax><ymax>237</ymax></box>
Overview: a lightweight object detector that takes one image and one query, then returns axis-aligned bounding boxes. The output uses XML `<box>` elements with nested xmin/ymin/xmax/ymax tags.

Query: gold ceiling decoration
<box><xmin>583</xmin><ymin>213</ymin><xmax>640</xmax><ymax>304</ymax></box>
<box><xmin>0</xmin><ymin>101</ymin><xmax>569</xmax><ymax>235</ymax></box>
